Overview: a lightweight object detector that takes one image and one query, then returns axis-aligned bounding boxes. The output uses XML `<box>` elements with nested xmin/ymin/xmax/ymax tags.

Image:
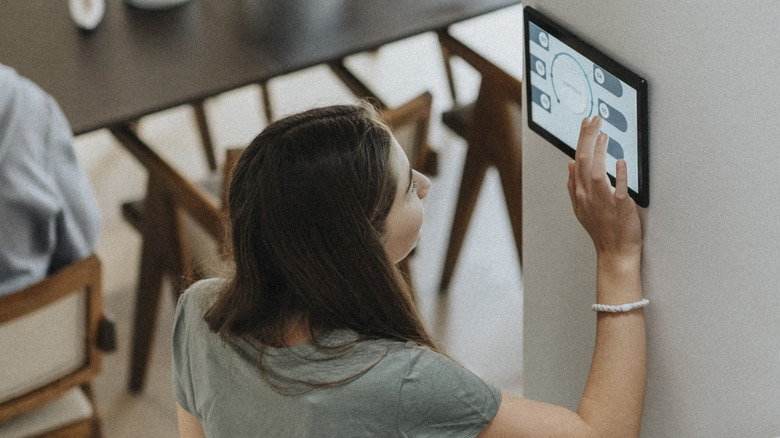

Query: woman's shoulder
<box><xmin>394</xmin><ymin>343</ymin><xmax>482</xmax><ymax>383</ymax></box>
<box><xmin>178</xmin><ymin>278</ymin><xmax>226</xmax><ymax>311</ymax></box>
<box><xmin>174</xmin><ymin>278</ymin><xmax>227</xmax><ymax>338</ymax></box>
<box><xmin>374</xmin><ymin>341</ymin><xmax>497</xmax><ymax>395</ymax></box>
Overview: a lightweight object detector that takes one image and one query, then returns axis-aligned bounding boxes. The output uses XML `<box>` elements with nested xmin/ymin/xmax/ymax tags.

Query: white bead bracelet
<box><xmin>592</xmin><ymin>298</ymin><xmax>649</xmax><ymax>313</ymax></box>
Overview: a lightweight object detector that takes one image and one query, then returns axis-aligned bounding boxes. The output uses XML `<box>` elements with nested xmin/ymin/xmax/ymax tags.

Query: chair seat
<box><xmin>122</xmin><ymin>172</ymin><xmax>222</xmax><ymax>231</ymax></box>
<box><xmin>0</xmin><ymin>387</ymin><xmax>93</xmax><ymax>438</ymax></box>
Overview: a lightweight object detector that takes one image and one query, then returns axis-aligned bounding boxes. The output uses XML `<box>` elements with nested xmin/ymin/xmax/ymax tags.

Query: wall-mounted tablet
<box><xmin>524</xmin><ymin>6</ymin><xmax>649</xmax><ymax>207</ymax></box>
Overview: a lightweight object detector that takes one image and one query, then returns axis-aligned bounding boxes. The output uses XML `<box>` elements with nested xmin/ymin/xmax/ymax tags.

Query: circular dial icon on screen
<box><xmin>551</xmin><ymin>53</ymin><xmax>593</xmax><ymax>115</ymax></box>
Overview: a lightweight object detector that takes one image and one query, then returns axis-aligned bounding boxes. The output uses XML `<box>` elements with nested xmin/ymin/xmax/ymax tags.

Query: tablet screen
<box><xmin>524</xmin><ymin>6</ymin><xmax>649</xmax><ymax>207</ymax></box>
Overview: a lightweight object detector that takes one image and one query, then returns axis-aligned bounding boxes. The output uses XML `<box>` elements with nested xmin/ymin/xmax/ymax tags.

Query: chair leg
<box><xmin>439</xmin><ymin>38</ymin><xmax>459</xmax><ymax>106</ymax></box>
<box><xmin>259</xmin><ymin>81</ymin><xmax>273</xmax><ymax>123</ymax></box>
<box><xmin>79</xmin><ymin>383</ymin><xmax>104</xmax><ymax>438</ymax></box>
<box><xmin>128</xmin><ymin>180</ymin><xmax>179</xmax><ymax>393</ymax></box>
<box><xmin>439</xmin><ymin>80</ymin><xmax>523</xmax><ymax>292</ymax></box>
<box><xmin>494</xmin><ymin>101</ymin><xmax>523</xmax><ymax>265</ymax></box>
<box><xmin>128</xmin><ymin>244</ymin><xmax>166</xmax><ymax>393</ymax></box>
<box><xmin>192</xmin><ymin>100</ymin><xmax>218</xmax><ymax>172</ymax></box>
<box><xmin>438</xmin><ymin>144</ymin><xmax>490</xmax><ymax>293</ymax></box>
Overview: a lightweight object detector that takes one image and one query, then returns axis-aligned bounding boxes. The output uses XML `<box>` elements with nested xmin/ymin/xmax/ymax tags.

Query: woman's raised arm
<box><xmin>480</xmin><ymin>116</ymin><xmax>646</xmax><ymax>438</ymax></box>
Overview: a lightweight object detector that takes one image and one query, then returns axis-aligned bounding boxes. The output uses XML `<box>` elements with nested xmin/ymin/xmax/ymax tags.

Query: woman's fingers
<box><xmin>615</xmin><ymin>159</ymin><xmax>629</xmax><ymax>201</ymax></box>
<box><xmin>568</xmin><ymin>117</ymin><xmax>642</xmax><ymax>257</ymax></box>
<box><xmin>574</xmin><ymin>116</ymin><xmax>601</xmax><ymax>182</ymax></box>
<box><xmin>592</xmin><ymin>132</ymin><xmax>609</xmax><ymax>184</ymax></box>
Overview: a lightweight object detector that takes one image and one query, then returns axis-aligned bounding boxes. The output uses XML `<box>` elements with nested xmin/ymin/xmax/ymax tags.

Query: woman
<box><xmin>173</xmin><ymin>106</ymin><xmax>646</xmax><ymax>437</ymax></box>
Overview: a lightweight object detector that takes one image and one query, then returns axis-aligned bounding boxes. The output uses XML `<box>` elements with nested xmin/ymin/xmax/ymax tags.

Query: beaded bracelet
<box><xmin>592</xmin><ymin>298</ymin><xmax>649</xmax><ymax>313</ymax></box>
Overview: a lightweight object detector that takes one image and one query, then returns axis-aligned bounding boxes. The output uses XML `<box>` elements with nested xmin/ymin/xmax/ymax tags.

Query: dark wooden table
<box><xmin>1</xmin><ymin>0</ymin><xmax>519</xmax><ymax>136</ymax></box>
<box><xmin>1</xmin><ymin>0</ymin><xmax>521</xmax><ymax>393</ymax></box>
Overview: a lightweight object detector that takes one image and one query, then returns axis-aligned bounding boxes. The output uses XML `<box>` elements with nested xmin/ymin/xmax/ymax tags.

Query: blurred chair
<box><xmin>112</xmin><ymin>124</ymin><xmax>239</xmax><ymax>393</ymax></box>
<box><xmin>0</xmin><ymin>255</ymin><xmax>116</xmax><ymax>438</ymax></box>
<box><xmin>435</xmin><ymin>29</ymin><xmax>524</xmax><ymax>292</ymax></box>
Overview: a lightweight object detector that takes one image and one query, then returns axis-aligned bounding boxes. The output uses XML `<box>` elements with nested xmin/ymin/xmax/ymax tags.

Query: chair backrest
<box><xmin>327</xmin><ymin>59</ymin><xmax>436</xmax><ymax>174</ymax></box>
<box><xmin>178</xmin><ymin>147</ymin><xmax>244</xmax><ymax>282</ymax></box>
<box><xmin>437</xmin><ymin>29</ymin><xmax>523</xmax><ymax>105</ymax></box>
<box><xmin>0</xmin><ymin>254</ymin><xmax>102</xmax><ymax>423</ymax></box>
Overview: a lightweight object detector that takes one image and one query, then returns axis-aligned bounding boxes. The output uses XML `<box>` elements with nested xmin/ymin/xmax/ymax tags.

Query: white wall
<box><xmin>521</xmin><ymin>1</ymin><xmax>780</xmax><ymax>435</ymax></box>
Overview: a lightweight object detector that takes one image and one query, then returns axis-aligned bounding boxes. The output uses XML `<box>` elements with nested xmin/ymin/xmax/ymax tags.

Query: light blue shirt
<box><xmin>173</xmin><ymin>278</ymin><xmax>502</xmax><ymax>437</ymax></box>
<box><xmin>0</xmin><ymin>64</ymin><xmax>100</xmax><ymax>296</ymax></box>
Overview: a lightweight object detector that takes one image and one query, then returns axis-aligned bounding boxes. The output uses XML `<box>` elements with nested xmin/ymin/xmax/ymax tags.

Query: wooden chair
<box><xmin>113</xmin><ymin>124</ymin><xmax>238</xmax><ymax>393</ymax></box>
<box><xmin>0</xmin><ymin>255</ymin><xmax>116</xmax><ymax>438</ymax></box>
<box><xmin>435</xmin><ymin>29</ymin><xmax>524</xmax><ymax>292</ymax></box>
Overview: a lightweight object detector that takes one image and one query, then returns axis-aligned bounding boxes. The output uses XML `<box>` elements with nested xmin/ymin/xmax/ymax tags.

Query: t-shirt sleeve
<box><xmin>171</xmin><ymin>289</ymin><xmax>201</xmax><ymax>421</ymax></box>
<box><xmin>397</xmin><ymin>347</ymin><xmax>502</xmax><ymax>437</ymax></box>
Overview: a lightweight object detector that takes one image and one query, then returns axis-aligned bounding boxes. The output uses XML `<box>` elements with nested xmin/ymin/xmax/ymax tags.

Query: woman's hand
<box><xmin>567</xmin><ymin>116</ymin><xmax>642</xmax><ymax>262</ymax></box>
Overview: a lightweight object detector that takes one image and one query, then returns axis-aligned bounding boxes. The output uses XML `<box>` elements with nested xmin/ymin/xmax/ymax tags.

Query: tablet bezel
<box><xmin>524</xmin><ymin>5</ymin><xmax>649</xmax><ymax>207</ymax></box>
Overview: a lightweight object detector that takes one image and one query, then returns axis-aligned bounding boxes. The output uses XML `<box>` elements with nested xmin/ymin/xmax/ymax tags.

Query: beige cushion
<box><xmin>0</xmin><ymin>290</ymin><xmax>87</xmax><ymax>403</ymax></box>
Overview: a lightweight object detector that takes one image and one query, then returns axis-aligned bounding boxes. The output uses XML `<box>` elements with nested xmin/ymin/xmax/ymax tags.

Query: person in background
<box><xmin>0</xmin><ymin>63</ymin><xmax>100</xmax><ymax>296</ymax></box>
<box><xmin>173</xmin><ymin>104</ymin><xmax>646</xmax><ymax>437</ymax></box>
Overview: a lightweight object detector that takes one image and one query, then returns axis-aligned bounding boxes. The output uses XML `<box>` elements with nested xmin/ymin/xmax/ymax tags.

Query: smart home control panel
<box><xmin>524</xmin><ymin>6</ymin><xmax>649</xmax><ymax>207</ymax></box>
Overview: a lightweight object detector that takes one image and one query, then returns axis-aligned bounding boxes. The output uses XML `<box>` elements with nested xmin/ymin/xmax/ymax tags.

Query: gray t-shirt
<box><xmin>173</xmin><ymin>278</ymin><xmax>502</xmax><ymax>437</ymax></box>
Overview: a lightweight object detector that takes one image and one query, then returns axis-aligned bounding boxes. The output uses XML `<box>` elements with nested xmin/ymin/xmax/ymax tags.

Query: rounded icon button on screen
<box><xmin>538</xmin><ymin>32</ymin><xmax>549</xmax><ymax>48</ymax></box>
<box><xmin>594</xmin><ymin>68</ymin><xmax>605</xmax><ymax>84</ymax></box>
<box><xmin>540</xmin><ymin>93</ymin><xmax>551</xmax><ymax>110</ymax></box>
<box><xmin>599</xmin><ymin>102</ymin><xmax>610</xmax><ymax>119</ymax></box>
<box><xmin>535</xmin><ymin>60</ymin><xmax>546</xmax><ymax>76</ymax></box>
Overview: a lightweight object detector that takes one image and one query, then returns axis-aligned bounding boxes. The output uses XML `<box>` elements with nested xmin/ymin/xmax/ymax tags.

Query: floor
<box><xmin>74</xmin><ymin>5</ymin><xmax>524</xmax><ymax>436</ymax></box>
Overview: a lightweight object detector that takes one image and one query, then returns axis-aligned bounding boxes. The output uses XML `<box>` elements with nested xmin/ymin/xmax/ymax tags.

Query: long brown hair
<box><xmin>205</xmin><ymin>103</ymin><xmax>437</xmax><ymax>363</ymax></box>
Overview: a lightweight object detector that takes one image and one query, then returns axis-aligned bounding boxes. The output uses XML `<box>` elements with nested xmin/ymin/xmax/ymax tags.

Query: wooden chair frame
<box><xmin>112</xmin><ymin>125</ymin><xmax>230</xmax><ymax>393</ymax></box>
<box><xmin>0</xmin><ymin>255</ymin><xmax>107</xmax><ymax>436</ymax></box>
<box><xmin>436</xmin><ymin>29</ymin><xmax>524</xmax><ymax>292</ymax></box>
